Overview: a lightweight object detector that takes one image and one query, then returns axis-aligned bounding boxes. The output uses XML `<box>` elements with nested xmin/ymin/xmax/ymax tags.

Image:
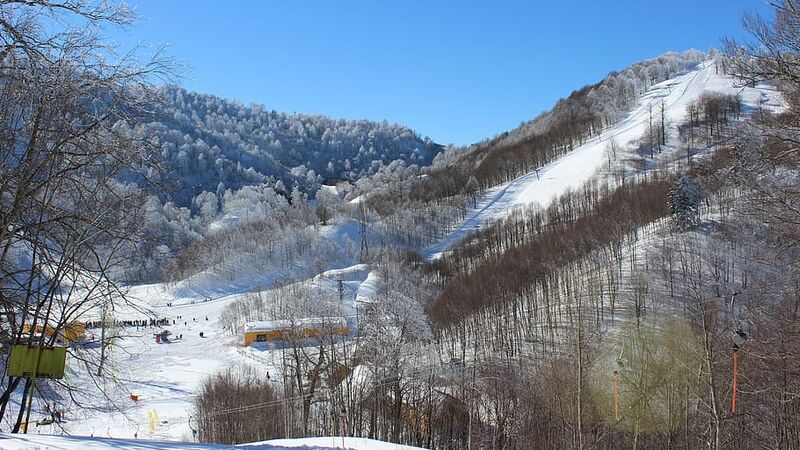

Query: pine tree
<box><xmin>668</xmin><ymin>175</ymin><xmax>701</xmax><ymax>230</ymax></box>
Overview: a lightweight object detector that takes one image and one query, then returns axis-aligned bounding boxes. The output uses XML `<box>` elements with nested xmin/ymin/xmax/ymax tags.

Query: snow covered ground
<box><xmin>0</xmin><ymin>433</ymin><xmax>428</xmax><ymax>449</ymax></box>
<box><xmin>422</xmin><ymin>61</ymin><xmax>784</xmax><ymax>260</ymax></box>
<box><xmin>1</xmin><ymin>61</ymin><xmax>783</xmax><ymax>449</ymax></box>
<box><xmin>0</xmin><ymin>220</ymin><xmax>384</xmax><ymax>444</ymax></box>
<box><xmin>164</xmin><ymin>219</ymin><xmax>364</xmax><ymax>303</ymax></box>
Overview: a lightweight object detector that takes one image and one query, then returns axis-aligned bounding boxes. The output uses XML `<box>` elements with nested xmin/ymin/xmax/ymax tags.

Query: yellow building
<box><xmin>21</xmin><ymin>321</ymin><xmax>86</xmax><ymax>344</ymax></box>
<box><xmin>243</xmin><ymin>317</ymin><xmax>348</xmax><ymax>346</ymax></box>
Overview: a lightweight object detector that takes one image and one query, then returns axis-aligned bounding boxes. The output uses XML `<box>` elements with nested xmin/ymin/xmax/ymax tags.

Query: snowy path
<box><xmin>421</xmin><ymin>61</ymin><xmax>784</xmax><ymax>260</ymax></box>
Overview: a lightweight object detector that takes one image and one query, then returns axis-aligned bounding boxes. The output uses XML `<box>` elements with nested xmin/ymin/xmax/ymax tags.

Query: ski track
<box><xmin>422</xmin><ymin>61</ymin><xmax>784</xmax><ymax>260</ymax></box>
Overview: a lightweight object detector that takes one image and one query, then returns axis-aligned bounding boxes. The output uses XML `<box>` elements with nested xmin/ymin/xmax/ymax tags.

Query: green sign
<box><xmin>7</xmin><ymin>345</ymin><xmax>67</xmax><ymax>379</ymax></box>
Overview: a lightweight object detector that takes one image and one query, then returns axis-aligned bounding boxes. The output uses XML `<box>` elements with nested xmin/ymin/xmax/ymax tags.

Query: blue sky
<box><xmin>113</xmin><ymin>1</ymin><xmax>773</xmax><ymax>146</ymax></box>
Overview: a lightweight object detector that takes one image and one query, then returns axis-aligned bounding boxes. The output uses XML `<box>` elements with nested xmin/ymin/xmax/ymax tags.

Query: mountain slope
<box><xmin>2</xmin><ymin>52</ymin><xmax>785</xmax><ymax>449</ymax></box>
<box><xmin>24</xmin><ymin>221</ymin><xmax>375</xmax><ymax>440</ymax></box>
<box><xmin>422</xmin><ymin>60</ymin><xmax>784</xmax><ymax>259</ymax></box>
<box><xmin>353</xmin><ymin>51</ymin><xmax>712</xmax><ymax>249</ymax></box>
<box><xmin>134</xmin><ymin>87</ymin><xmax>441</xmax><ymax>207</ymax></box>
<box><xmin>118</xmin><ymin>88</ymin><xmax>441</xmax><ymax>281</ymax></box>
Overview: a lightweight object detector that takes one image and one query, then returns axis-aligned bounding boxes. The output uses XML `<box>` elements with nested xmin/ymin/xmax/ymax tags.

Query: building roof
<box><xmin>244</xmin><ymin>317</ymin><xmax>347</xmax><ymax>333</ymax></box>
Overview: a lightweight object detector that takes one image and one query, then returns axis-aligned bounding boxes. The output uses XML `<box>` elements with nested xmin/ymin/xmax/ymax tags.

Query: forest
<box><xmin>0</xmin><ymin>1</ymin><xmax>798</xmax><ymax>449</ymax></box>
<box><xmin>187</xmin><ymin>5</ymin><xmax>800</xmax><ymax>447</ymax></box>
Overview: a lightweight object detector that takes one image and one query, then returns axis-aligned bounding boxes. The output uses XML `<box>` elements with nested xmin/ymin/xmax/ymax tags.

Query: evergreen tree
<box><xmin>668</xmin><ymin>174</ymin><xmax>701</xmax><ymax>230</ymax></box>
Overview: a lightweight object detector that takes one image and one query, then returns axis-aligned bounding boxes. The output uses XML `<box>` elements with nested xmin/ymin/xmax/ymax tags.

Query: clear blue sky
<box><xmin>113</xmin><ymin>1</ymin><xmax>772</xmax><ymax>146</ymax></box>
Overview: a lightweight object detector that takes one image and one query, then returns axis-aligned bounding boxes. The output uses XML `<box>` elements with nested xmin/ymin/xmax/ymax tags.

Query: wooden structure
<box><xmin>243</xmin><ymin>317</ymin><xmax>348</xmax><ymax>346</ymax></box>
<box><xmin>21</xmin><ymin>321</ymin><xmax>85</xmax><ymax>344</ymax></box>
<box><xmin>8</xmin><ymin>342</ymin><xmax>69</xmax><ymax>434</ymax></box>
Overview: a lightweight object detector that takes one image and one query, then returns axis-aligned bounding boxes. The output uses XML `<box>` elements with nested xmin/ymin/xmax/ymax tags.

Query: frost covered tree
<box><xmin>194</xmin><ymin>191</ymin><xmax>220</xmax><ymax>223</ymax></box>
<box><xmin>314</xmin><ymin>186</ymin><xmax>339</xmax><ymax>226</ymax></box>
<box><xmin>668</xmin><ymin>175</ymin><xmax>701</xmax><ymax>230</ymax></box>
<box><xmin>137</xmin><ymin>88</ymin><xmax>438</xmax><ymax>208</ymax></box>
<box><xmin>355</xmin><ymin>260</ymin><xmax>435</xmax><ymax>442</ymax></box>
<box><xmin>0</xmin><ymin>0</ymin><xmax>173</xmax><ymax>431</ymax></box>
<box><xmin>726</xmin><ymin>0</ymin><xmax>800</xmax><ymax>254</ymax></box>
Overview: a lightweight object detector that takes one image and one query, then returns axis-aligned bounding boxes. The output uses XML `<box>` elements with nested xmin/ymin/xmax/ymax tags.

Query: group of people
<box><xmin>82</xmin><ymin>298</ymin><xmax>215</xmax><ymax>331</ymax></box>
<box><xmin>84</xmin><ymin>318</ymin><xmax>170</xmax><ymax>329</ymax></box>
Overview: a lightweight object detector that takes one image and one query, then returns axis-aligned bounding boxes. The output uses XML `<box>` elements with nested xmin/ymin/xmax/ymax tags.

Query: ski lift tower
<box><xmin>359</xmin><ymin>203</ymin><xmax>368</xmax><ymax>261</ymax></box>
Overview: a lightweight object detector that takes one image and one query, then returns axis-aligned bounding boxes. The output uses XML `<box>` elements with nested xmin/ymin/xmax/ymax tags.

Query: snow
<box><xmin>248</xmin><ymin>437</ymin><xmax>427</xmax><ymax>450</ymax></box>
<box><xmin>140</xmin><ymin>219</ymin><xmax>364</xmax><ymax>306</ymax></box>
<box><xmin>207</xmin><ymin>214</ymin><xmax>242</xmax><ymax>233</ymax></box>
<box><xmin>1</xmin><ymin>61</ymin><xmax>782</xmax><ymax>450</ymax></box>
<box><xmin>0</xmin><ymin>220</ymin><xmax>384</xmax><ymax>442</ymax></box>
<box><xmin>354</xmin><ymin>271</ymin><xmax>380</xmax><ymax>304</ymax></box>
<box><xmin>244</xmin><ymin>317</ymin><xmax>347</xmax><ymax>333</ymax></box>
<box><xmin>0</xmin><ymin>434</ymin><xmax>428</xmax><ymax>449</ymax></box>
<box><xmin>318</xmin><ymin>185</ymin><xmax>338</xmax><ymax>196</ymax></box>
<box><xmin>421</xmin><ymin>61</ymin><xmax>784</xmax><ymax>260</ymax></box>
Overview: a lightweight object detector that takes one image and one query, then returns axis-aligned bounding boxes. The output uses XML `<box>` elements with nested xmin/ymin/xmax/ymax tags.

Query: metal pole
<box><xmin>23</xmin><ymin>345</ymin><xmax>43</xmax><ymax>433</ymax></box>
<box><xmin>97</xmin><ymin>306</ymin><xmax>107</xmax><ymax>376</ymax></box>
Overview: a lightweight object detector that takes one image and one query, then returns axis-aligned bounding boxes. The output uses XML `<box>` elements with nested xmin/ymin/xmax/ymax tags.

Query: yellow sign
<box><xmin>149</xmin><ymin>410</ymin><xmax>160</xmax><ymax>435</ymax></box>
<box><xmin>7</xmin><ymin>345</ymin><xmax>67</xmax><ymax>379</ymax></box>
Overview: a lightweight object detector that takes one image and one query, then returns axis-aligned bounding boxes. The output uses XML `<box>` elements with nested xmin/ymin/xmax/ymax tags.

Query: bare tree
<box><xmin>194</xmin><ymin>366</ymin><xmax>284</xmax><ymax>444</ymax></box>
<box><xmin>0</xmin><ymin>0</ymin><xmax>174</xmax><ymax>430</ymax></box>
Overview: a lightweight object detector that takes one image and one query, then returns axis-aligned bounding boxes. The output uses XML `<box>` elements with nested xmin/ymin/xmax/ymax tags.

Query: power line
<box><xmin>202</xmin><ymin>362</ymin><xmax>442</xmax><ymax>418</ymax></box>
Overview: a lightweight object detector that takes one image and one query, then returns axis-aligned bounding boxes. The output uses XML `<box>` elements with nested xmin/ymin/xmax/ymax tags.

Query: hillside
<box><xmin>6</xmin><ymin>1</ymin><xmax>800</xmax><ymax>448</ymax></box>
<box><xmin>1</xmin><ymin>54</ymin><xmax>783</xmax><ymax>445</ymax></box>
<box><xmin>113</xmin><ymin>88</ymin><xmax>440</xmax><ymax>281</ymax></box>
<box><xmin>2</xmin><ymin>0</ymin><xmax>800</xmax><ymax>445</ymax></box>
<box><xmin>353</xmin><ymin>50</ymin><xmax>712</xmax><ymax>249</ymax></box>
<box><xmin>422</xmin><ymin>60</ymin><xmax>784</xmax><ymax>259</ymax></box>
<box><xmin>135</xmin><ymin>87</ymin><xmax>441</xmax><ymax>208</ymax></box>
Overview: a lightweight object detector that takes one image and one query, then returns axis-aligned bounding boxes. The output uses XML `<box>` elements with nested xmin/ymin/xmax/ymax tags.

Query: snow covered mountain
<box><xmin>113</xmin><ymin>90</ymin><xmax>442</xmax><ymax>281</ymax></box>
<box><xmin>8</xmin><ymin>55</ymin><xmax>776</xmax><ymax>442</ymax></box>
<box><xmin>135</xmin><ymin>87</ymin><xmax>441</xmax><ymax>207</ymax></box>
<box><xmin>7</xmin><ymin>0</ymin><xmax>800</xmax><ymax>446</ymax></box>
<box><xmin>1</xmin><ymin>47</ymin><xmax>790</xmax><ymax>450</ymax></box>
<box><xmin>422</xmin><ymin>60</ymin><xmax>784</xmax><ymax>259</ymax></box>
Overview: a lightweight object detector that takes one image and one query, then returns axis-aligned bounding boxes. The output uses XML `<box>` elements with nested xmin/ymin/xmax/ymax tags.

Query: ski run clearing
<box><xmin>422</xmin><ymin>60</ymin><xmax>784</xmax><ymax>260</ymax></box>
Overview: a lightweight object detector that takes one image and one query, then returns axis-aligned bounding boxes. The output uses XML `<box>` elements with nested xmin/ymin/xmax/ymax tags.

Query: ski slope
<box><xmin>0</xmin><ymin>434</ymin><xmax>428</xmax><ymax>449</ymax></box>
<box><xmin>422</xmin><ymin>61</ymin><xmax>784</xmax><ymax>260</ymax></box>
<box><xmin>0</xmin><ymin>220</ymin><xmax>386</xmax><ymax>444</ymax></box>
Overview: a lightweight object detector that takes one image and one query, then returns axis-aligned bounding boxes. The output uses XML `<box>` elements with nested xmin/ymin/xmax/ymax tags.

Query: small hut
<box><xmin>243</xmin><ymin>317</ymin><xmax>348</xmax><ymax>346</ymax></box>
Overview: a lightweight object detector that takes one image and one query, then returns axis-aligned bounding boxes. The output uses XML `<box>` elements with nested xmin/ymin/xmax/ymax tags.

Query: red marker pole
<box><xmin>613</xmin><ymin>372</ymin><xmax>620</xmax><ymax>421</ymax></box>
<box><xmin>732</xmin><ymin>350</ymin><xmax>739</xmax><ymax>413</ymax></box>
